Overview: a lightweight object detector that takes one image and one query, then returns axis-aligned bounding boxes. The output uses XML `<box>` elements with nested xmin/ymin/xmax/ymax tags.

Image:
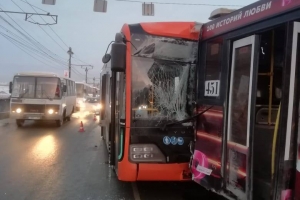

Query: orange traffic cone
<box><xmin>93</xmin><ymin>114</ymin><xmax>97</xmax><ymax>121</ymax></box>
<box><xmin>79</xmin><ymin>121</ymin><xmax>85</xmax><ymax>132</ymax></box>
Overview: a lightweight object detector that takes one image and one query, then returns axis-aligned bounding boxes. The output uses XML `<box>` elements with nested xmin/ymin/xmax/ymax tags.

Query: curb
<box><xmin>0</xmin><ymin>122</ymin><xmax>9</xmax><ymax>127</ymax></box>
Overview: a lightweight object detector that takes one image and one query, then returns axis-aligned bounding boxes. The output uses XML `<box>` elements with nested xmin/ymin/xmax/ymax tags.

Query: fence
<box><xmin>0</xmin><ymin>98</ymin><xmax>10</xmax><ymax>120</ymax></box>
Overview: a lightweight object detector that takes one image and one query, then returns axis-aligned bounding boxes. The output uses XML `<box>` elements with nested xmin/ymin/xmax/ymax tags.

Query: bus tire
<box><xmin>56</xmin><ymin>119</ymin><xmax>63</xmax><ymax>127</ymax></box>
<box><xmin>66</xmin><ymin>114</ymin><xmax>71</xmax><ymax>122</ymax></box>
<box><xmin>66</xmin><ymin>107</ymin><xmax>74</xmax><ymax>121</ymax></box>
<box><xmin>16</xmin><ymin>119</ymin><xmax>24</xmax><ymax>127</ymax></box>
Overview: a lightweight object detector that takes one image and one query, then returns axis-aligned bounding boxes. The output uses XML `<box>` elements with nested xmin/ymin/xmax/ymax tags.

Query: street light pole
<box><xmin>67</xmin><ymin>47</ymin><xmax>74</xmax><ymax>78</ymax></box>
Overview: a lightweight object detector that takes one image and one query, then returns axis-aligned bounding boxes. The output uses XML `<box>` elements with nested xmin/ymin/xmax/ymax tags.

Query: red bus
<box><xmin>100</xmin><ymin>22</ymin><xmax>201</xmax><ymax>181</ymax></box>
<box><xmin>190</xmin><ymin>0</ymin><xmax>300</xmax><ymax>199</ymax></box>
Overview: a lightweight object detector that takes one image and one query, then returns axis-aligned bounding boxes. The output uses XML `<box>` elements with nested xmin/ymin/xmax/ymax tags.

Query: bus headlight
<box><xmin>16</xmin><ymin>108</ymin><xmax>22</xmax><ymax>113</ymax></box>
<box><xmin>48</xmin><ymin>109</ymin><xmax>54</xmax><ymax>114</ymax></box>
<box><xmin>129</xmin><ymin>144</ymin><xmax>166</xmax><ymax>163</ymax></box>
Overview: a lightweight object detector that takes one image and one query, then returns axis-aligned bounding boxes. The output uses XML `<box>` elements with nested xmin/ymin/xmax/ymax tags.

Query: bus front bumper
<box><xmin>10</xmin><ymin>112</ymin><xmax>61</xmax><ymax>120</ymax></box>
<box><xmin>136</xmin><ymin>163</ymin><xmax>191</xmax><ymax>181</ymax></box>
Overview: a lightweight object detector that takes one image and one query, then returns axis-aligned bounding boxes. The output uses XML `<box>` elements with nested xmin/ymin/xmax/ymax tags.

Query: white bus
<box><xmin>9</xmin><ymin>72</ymin><xmax>76</xmax><ymax>127</ymax></box>
<box><xmin>75</xmin><ymin>82</ymin><xmax>95</xmax><ymax>111</ymax></box>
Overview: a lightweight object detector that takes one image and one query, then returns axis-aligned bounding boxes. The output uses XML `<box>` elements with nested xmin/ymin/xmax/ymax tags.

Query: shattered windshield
<box><xmin>131</xmin><ymin>34</ymin><xmax>197</xmax><ymax>124</ymax></box>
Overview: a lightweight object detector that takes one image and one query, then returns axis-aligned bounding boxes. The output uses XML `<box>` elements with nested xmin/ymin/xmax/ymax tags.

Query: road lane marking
<box><xmin>131</xmin><ymin>182</ymin><xmax>141</xmax><ymax>200</ymax></box>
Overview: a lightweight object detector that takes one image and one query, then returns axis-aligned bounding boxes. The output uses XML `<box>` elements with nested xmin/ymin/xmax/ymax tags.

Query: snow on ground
<box><xmin>0</xmin><ymin>85</ymin><xmax>10</xmax><ymax>99</ymax></box>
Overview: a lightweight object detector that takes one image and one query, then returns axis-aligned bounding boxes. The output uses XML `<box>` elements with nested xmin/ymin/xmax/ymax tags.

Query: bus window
<box><xmin>204</xmin><ymin>40</ymin><xmax>222</xmax><ymax>98</ymax></box>
<box><xmin>61</xmin><ymin>79</ymin><xmax>67</xmax><ymax>96</ymax></box>
<box><xmin>205</xmin><ymin>42</ymin><xmax>222</xmax><ymax>80</ymax></box>
<box><xmin>36</xmin><ymin>77</ymin><xmax>61</xmax><ymax>99</ymax></box>
<box><xmin>55</xmin><ymin>84</ymin><xmax>60</xmax><ymax>98</ymax></box>
<box><xmin>11</xmin><ymin>76</ymin><xmax>35</xmax><ymax>98</ymax></box>
<box><xmin>229</xmin><ymin>45</ymin><xmax>252</xmax><ymax>146</ymax></box>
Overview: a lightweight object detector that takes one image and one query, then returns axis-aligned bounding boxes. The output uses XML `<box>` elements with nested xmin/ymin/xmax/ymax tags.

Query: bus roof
<box><xmin>75</xmin><ymin>82</ymin><xmax>94</xmax><ymax>88</ymax></box>
<box><xmin>123</xmin><ymin>22</ymin><xmax>202</xmax><ymax>40</ymax></box>
<box><xmin>15</xmin><ymin>72</ymin><xmax>58</xmax><ymax>77</ymax></box>
<box><xmin>14</xmin><ymin>72</ymin><xmax>75</xmax><ymax>81</ymax></box>
<box><xmin>209</xmin><ymin>8</ymin><xmax>236</xmax><ymax>20</ymax></box>
<box><xmin>202</xmin><ymin>0</ymin><xmax>300</xmax><ymax>40</ymax></box>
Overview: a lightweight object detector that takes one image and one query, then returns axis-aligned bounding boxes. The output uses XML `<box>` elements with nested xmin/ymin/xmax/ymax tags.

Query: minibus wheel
<box><xmin>16</xmin><ymin>119</ymin><xmax>24</xmax><ymax>127</ymax></box>
<box><xmin>66</xmin><ymin>116</ymin><xmax>71</xmax><ymax>121</ymax></box>
<box><xmin>56</xmin><ymin>118</ymin><xmax>63</xmax><ymax>127</ymax></box>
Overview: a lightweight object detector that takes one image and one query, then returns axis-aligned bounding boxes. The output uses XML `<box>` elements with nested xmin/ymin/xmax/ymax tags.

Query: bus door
<box><xmin>100</xmin><ymin>73</ymin><xmax>111</xmax><ymax>149</ymax></box>
<box><xmin>286</xmin><ymin>21</ymin><xmax>300</xmax><ymax>200</ymax></box>
<box><xmin>226</xmin><ymin>35</ymin><xmax>259</xmax><ymax>200</ymax></box>
<box><xmin>295</xmin><ymin>21</ymin><xmax>300</xmax><ymax>200</ymax></box>
<box><xmin>114</xmin><ymin>72</ymin><xmax>126</xmax><ymax>174</ymax></box>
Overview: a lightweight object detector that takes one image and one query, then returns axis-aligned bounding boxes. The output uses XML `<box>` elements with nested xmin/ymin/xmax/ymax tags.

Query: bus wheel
<box><xmin>16</xmin><ymin>119</ymin><xmax>24</xmax><ymax>127</ymax></box>
<box><xmin>66</xmin><ymin>107</ymin><xmax>73</xmax><ymax>121</ymax></box>
<box><xmin>56</xmin><ymin>119</ymin><xmax>63</xmax><ymax>127</ymax></box>
<box><xmin>66</xmin><ymin>116</ymin><xmax>71</xmax><ymax>121</ymax></box>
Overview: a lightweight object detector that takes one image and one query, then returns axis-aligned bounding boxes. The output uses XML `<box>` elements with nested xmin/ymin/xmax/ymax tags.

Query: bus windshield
<box><xmin>131</xmin><ymin>34</ymin><xmax>197</xmax><ymax>122</ymax></box>
<box><xmin>11</xmin><ymin>76</ymin><xmax>61</xmax><ymax>99</ymax></box>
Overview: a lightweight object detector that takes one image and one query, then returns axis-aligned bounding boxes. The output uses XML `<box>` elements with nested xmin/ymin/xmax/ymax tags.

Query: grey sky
<box><xmin>0</xmin><ymin>0</ymin><xmax>257</xmax><ymax>83</ymax></box>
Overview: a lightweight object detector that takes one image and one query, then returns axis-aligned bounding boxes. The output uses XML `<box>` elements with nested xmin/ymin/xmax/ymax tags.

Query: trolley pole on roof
<box><xmin>67</xmin><ymin>47</ymin><xmax>74</xmax><ymax>78</ymax></box>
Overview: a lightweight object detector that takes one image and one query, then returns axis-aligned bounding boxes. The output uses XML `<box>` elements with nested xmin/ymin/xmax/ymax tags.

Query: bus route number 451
<box><xmin>204</xmin><ymin>80</ymin><xmax>220</xmax><ymax>97</ymax></box>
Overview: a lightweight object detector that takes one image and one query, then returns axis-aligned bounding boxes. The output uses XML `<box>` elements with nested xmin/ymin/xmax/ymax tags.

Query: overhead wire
<box><xmin>20</xmin><ymin>0</ymin><xmax>93</xmax><ymax>66</ymax></box>
<box><xmin>114</xmin><ymin>0</ymin><xmax>243</xmax><ymax>7</ymax></box>
<box><xmin>72</xmin><ymin>56</ymin><xmax>91</xmax><ymax>65</ymax></box>
<box><xmin>22</xmin><ymin>0</ymin><xmax>69</xmax><ymax>48</ymax></box>
<box><xmin>19</xmin><ymin>0</ymin><xmax>49</xmax><ymax>13</ymax></box>
<box><xmin>12</xmin><ymin>0</ymin><xmax>67</xmax><ymax>52</ymax></box>
<box><xmin>0</xmin><ymin>30</ymin><xmax>68</xmax><ymax>67</ymax></box>
<box><xmin>0</xmin><ymin>6</ymin><xmax>68</xmax><ymax>65</ymax></box>
<box><xmin>0</xmin><ymin>13</ymin><xmax>68</xmax><ymax>67</ymax></box>
<box><xmin>72</xmin><ymin>67</ymin><xmax>85</xmax><ymax>76</ymax></box>
<box><xmin>72</xmin><ymin>69</ymin><xmax>85</xmax><ymax>78</ymax></box>
<box><xmin>0</xmin><ymin>20</ymin><xmax>68</xmax><ymax>66</ymax></box>
<box><xmin>0</xmin><ymin>32</ymin><xmax>64</xmax><ymax>70</ymax></box>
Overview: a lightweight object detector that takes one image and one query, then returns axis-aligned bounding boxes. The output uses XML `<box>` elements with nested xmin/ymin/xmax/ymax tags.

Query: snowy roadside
<box><xmin>0</xmin><ymin>117</ymin><xmax>12</xmax><ymax>127</ymax></box>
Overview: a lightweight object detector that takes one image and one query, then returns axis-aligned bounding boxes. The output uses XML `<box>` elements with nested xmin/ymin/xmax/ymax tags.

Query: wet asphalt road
<box><xmin>0</xmin><ymin>111</ymin><xmax>223</xmax><ymax>200</ymax></box>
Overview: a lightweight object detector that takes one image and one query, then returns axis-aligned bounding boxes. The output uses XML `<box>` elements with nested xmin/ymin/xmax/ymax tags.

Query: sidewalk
<box><xmin>0</xmin><ymin>117</ymin><xmax>13</xmax><ymax>127</ymax></box>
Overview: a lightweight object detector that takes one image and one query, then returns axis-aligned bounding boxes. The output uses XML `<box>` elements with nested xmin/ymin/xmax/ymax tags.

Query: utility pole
<box><xmin>67</xmin><ymin>47</ymin><xmax>74</xmax><ymax>78</ymax></box>
<box><xmin>79</xmin><ymin>65</ymin><xmax>93</xmax><ymax>83</ymax></box>
<box><xmin>72</xmin><ymin>64</ymin><xmax>93</xmax><ymax>82</ymax></box>
<box><xmin>93</xmin><ymin>77</ymin><xmax>95</xmax><ymax>87</ymax></box>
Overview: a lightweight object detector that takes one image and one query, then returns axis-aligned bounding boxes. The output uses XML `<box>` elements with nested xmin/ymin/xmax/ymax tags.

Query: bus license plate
<box><xmin>28</xmin><ymin>116</ymin><xmax>40</xmax><ymax>120</ymax></box>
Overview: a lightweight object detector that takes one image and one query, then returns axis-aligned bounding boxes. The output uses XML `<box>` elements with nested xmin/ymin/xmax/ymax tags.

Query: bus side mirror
<box><xmin>102</xmin><ymin>54</ymin><xmax>111</xmax><ymax>64</ymax></box>
<box><xmin>111</xmin><ymin>33</ymin><xmax>126</xmax><ymax>72</ymax></box>
<box><xmin>63</xmin><ymin>85</ymin><xmax>67</xmax><ymax>92</ymax></box>
<box><xmin>9</xmin><ymin>81</ymin><xmax>12</xmax><ymax>93</ymax></box>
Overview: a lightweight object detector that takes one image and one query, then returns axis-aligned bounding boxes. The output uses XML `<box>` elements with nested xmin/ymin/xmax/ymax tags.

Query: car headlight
<box><xmin>48</xmin><ymin>109</ymin><xmax>54</xmax><ymax>114</ymax></box>
<box><xmin>129</xmin><ymin>144</ymin><xmax>166</xmax><ymax>163</ymax></box>
<box><xmin>16</xmin><ymin>108</ymin><xmax>22</xmax><ymax>113</ymax></box>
